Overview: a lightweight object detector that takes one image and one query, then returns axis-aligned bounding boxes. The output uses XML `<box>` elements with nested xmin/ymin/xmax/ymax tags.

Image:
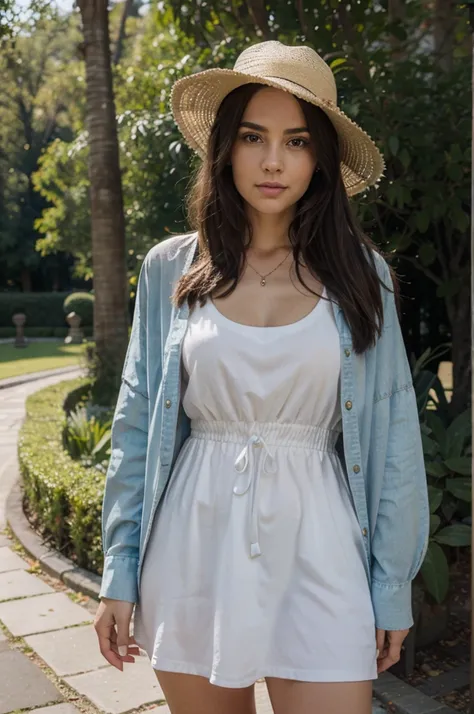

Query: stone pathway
<box><xmin>0</xmin><ymin>370</ymin><xmax>387</xmax><ymax>714</ymax></box>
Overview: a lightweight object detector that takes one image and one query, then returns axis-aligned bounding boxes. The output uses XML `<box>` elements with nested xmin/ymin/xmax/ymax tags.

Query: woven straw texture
<box><xmin>171</xmin><ymin>41</ymin><xmax>385</xmax><ymax>196</ymax></box>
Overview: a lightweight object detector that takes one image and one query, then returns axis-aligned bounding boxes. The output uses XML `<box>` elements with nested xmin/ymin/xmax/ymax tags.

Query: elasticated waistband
<box><xmin>190</xmin><ymin>419</ymin><xmax>340</xmax><ymax>453</ymax></box>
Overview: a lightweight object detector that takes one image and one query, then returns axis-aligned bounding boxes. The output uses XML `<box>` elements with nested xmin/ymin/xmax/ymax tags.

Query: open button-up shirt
<box><xmin>99</xmin><ymin>232</ymin><xmax>430</xmax><ymax>632</ymax></box>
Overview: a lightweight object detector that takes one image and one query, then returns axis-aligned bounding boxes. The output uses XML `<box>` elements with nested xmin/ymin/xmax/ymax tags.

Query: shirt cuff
<box><xmin>99</xmin><ymin>555</ymin><xmax>139</xmax><ymax>603</ymax></box>
<box><xmin>371</xmin><ymin>578</ymin><xmax>414</xmax><ymax>630</ymax></box>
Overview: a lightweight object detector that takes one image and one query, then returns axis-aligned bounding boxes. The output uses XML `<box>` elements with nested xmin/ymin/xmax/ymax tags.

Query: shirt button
<box><xmin>345</xmin><ymin>400</ymin><xmax>353</xmax><ymax>410</ymax></box>
<box><xmin>362</xmin><ymin>528</ymin><xmax>368</xmax><ymax>537</ymax></box>
<box><xmin>353</xmin><ymin>464</ymin><xmax>360</xmax><ymax>473</ymax></box>
<box><xmin>344</xmin><ymin>348</ymin><xmax>351</xmax><ymax>357</ymax></box>
<box><xmin>165</xmin><ymin>399</ymin><xmax>172</xmax><ymax>408</ymax></box>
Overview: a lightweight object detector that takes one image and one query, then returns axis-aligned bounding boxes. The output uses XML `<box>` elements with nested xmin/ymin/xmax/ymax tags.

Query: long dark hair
<box><xmin>173</xmin><ymin>83</ymin><xmax>398</xmax><ymax>354</ymax></box>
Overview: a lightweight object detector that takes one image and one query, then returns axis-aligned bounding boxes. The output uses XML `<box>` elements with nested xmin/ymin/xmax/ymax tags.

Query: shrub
<box><xmin>18</xmin><ymin>378</ymin><xmax>105</xmax><ymax>574</ymax></box>
<box><xmin>0</xmin><ymin>293</ymin><xmax>70</xmax><ymax>328</ymax></box>
<box><xmin>63</xmin><ymin>292</ymin><xmax>94</xmax><ymax>326</ymax></box>
<box><xmin>64</xmin><ymin>405</ymin><xmax>112</xmax><ymax>467</ymax></box>
<box><xmin>0</xmin><ymin>326</ymin><xmax>93</xmax><ymax>339</ymax></box>
<box><xmin>412</xmin><ymin>348</ymin><xmax>472</xmax><ymax>604</ymax></box>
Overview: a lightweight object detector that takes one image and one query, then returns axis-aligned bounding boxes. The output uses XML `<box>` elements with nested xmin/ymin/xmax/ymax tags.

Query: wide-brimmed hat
<box><xmin>170</xmin><ymin>41</ymin><xmax>385</xmax><ymax>196</ymax></box>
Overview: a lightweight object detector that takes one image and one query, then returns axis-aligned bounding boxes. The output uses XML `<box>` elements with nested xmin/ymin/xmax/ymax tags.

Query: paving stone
<box><xmin>0</xmin><ymin>629</ymin><xmax>8</xmax><ymax>653</ymax></box>
<box><xmin>145</xmin><ymin>706</ymin><xmax>171</xmax><ymax>714</ymax></box>
<box><xmin>0</xmin><ymin>591</ymin><xmax>92</xmax><ymax>636</ymax></box>
<box><xmin>64</xmin><ymin>658</ymin><xmax>166</xmax><ymax>714</ymax></box>
<box><xmin>31</xmin><ymin>705</ymin><xmax>81</xmax><ymax>714</ymax></box>
<box><xmin>0</xmin><ymin>535</ymin><xmax>13</xmax><ymax>547</ymax></box>
<box><xmin>418</xmin><ymin>662</ymin><xmax>470</xmax><ymax>697</ymax></box>
<box><xmin>0</xmin><ymin>568</ymin><xmax>54</xmax><ymax>600</ymax></box>
<box><xmin>372</xmin><ymin>701</ymin><xmax>387</xmax><ymax>714</ymax></box>
<box><xmin>0</xmin><ymin>545</ymin><xmax>28</xmax><ymax>572</ymax></box>
<box><xmin>26</xmin><ymin>624</ymin><xmax>107</xmax><ymax>676</ymax></box>
<box><xmin>255</xmin><ymin>681</ymin><xmax>273</xmax><ymax>713</ymax></box>
<box><xmin>379</xmin><ymin>690</ymin><xmax>446</xmax><ymax>714</ymax></box>
<box><xmin>0</xmin><ymin>648</ymin><xmax>62</xmax><ymax>714</ymax></box>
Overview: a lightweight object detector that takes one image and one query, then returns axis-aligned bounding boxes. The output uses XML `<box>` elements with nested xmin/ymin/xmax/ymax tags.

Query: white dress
<box><xmin>133</xmin><ymin>287</ymin><xmax>377</xmax><ymax>687</ymax></box>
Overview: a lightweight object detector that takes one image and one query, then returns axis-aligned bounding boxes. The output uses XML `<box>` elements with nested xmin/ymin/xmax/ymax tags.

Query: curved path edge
<box><xmin>6</xmin><ymin>474</ymin><xmax>101</xmax><ymax>601</ymax></box>
<box><xmin>0</xmin><ymin>364</ymin><xmax>84</xmax><ymax>391</ymax></box>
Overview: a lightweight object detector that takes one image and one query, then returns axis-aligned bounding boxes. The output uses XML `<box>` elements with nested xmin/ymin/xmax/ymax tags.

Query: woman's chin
<box><xmin>245</xmin><ymin>197</ymin><xmax>295</xmax><ymax>216</ymax></box>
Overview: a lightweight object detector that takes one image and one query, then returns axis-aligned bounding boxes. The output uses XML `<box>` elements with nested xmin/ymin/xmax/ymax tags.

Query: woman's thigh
<box><xmin>265</xmin><ymin>677</ymin><xmax>373</xmax><ymax>714</ymax></box>
<box><xmin>154</xmin><ymin>670</ymin><xmax>257</xmax><ymax>714</ymax></box>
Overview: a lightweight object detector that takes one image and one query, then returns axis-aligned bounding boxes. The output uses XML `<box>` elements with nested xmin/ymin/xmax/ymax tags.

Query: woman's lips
<box><xmin>256</xmin><ymin>184</ymin><xmax>288</xmax><ymax>197</ymax></box>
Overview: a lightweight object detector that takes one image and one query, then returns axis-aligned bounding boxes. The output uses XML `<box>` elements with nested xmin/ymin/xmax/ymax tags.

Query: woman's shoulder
<box><xmin>144</xmin><ymin>231</ymin><xmax>198</xmax><ymax>272</ymax></box>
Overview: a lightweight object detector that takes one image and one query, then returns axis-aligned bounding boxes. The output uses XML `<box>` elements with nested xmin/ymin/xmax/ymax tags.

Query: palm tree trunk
<box><xmin>77</xmin><ymin>0</ymin><xmax>129</xmax><ymax>404</ymax></box>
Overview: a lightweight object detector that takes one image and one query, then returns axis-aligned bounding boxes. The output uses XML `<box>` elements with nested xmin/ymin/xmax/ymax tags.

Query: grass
<box><xmin>0</xmin><ymin>341</ymin><xmax>89</xmax><ymax>380</ymax></box>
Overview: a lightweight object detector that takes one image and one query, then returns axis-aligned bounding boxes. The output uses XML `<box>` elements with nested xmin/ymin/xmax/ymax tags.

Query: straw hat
<box><xmin>171</xmin><ymin>41</ymin><xmax>385</xmax><ymax>196</ymax></box>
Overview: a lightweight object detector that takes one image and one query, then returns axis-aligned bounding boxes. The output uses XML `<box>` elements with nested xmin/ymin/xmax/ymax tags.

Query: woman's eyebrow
<box><xmin>240</xmin><ymin>121</ymin><xmax>310</xmax><ymax>134</ymax></box>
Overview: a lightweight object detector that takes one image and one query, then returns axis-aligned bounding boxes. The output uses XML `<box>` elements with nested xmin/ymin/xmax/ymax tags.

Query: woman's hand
<box><xmin>94</xmin><ymin>597</ymin><xmax>140</xmax><ymax>671</ymax></box>
<box><xmin>376</xmin><ymin>627</ymin><xmax>409</xmax><ymax>674</ymax></box>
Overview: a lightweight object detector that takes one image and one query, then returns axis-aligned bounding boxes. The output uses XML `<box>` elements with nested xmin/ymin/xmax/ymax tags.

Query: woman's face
<box><xmin>230</xmin><ymin>86</ymin><xmax>317</xmax><ymax>217</ymax></box>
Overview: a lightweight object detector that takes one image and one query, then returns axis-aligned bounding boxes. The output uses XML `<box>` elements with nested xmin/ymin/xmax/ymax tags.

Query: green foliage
<box><xmin>64</xmin><ymin>404</ymin><xmax>112</xmax><ymax>467</ymax></box>
<box><xmin>0</xmin><ymin>14</ymin><xmax>84</xmax><ymax>289</ymax></box>
<box><xmin>18</xmin><ymin>378</ymin><xmax>105</xmax><ymax>574</ymax></box>
<box><xmin>0</xmin><ymin>292</ymin><xmax>70</xmax><ymax>328</ymax></box>
<box><xmin>63</xmin><ymin>292</ymin><xmax>94</xmax><ymax>326</ymax></box>
<box><xmin>0</xmin><ymin>326</ymin><xmax>94</xmax><ymax>338</ymax></box>
<box><xmin>31</xmin><ymin>3</ymin><xmax>471</xmax><ymax>304</ymax></box>
<box><xmin>412</xmin><ymin>349</ymin><xmax>471</xmax><ymax>604</ymax></box>
<box><xmin>33</xmin><ymin>135</ymin><xmax>92</xmax><ymax>281</ymax></box>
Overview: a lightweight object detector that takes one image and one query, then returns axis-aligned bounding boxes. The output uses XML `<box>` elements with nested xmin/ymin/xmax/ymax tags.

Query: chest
<box><xmin>211</xmin><ymin>262</ymin><xmax>325</xmax><ymax>328</ymax></box>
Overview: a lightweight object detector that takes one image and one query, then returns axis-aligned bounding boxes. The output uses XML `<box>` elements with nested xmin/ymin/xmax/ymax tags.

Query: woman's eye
<box><xmin>242</xmin><ymin>133</ymin><xmax>261</xmax><ymax>143</ymax></box>
<box><xmin>288</xmin><ymin>138</ymin><xmax>309</xmax><ymax>148</ymax></box>
<box><xmin>239</xmin><ymin>134</ymin><xmax>309</xmax><ymax>147</ymax></box>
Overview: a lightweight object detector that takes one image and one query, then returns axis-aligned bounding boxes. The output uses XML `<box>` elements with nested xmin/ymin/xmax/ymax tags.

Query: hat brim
<box><xmin>171</xmin><ymin>68</ymin><xmax>385</xmax><ymax>196</ymax></box>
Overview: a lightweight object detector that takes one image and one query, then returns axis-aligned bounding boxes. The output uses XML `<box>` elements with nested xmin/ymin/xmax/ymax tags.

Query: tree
<box><xmin>76</xmin><ymin>0</ymin><xmax>129</xmax><ymax>404</ymax></box>
<box><xmin>0</xmin><ymin>14</ymin><xmax>81</xmax><ymax>290</ymax></box>
<box><xmin>32</xmin><ymin>0</ymin><xmax>470</xmax><ymax>412</ymax></box>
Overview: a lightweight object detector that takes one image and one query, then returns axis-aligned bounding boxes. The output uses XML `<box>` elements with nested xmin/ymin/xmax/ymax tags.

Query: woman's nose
<box><xmin>261</xmin><ymin>145</ymin><xmax>283</xmax><ymax>173</ymax></box>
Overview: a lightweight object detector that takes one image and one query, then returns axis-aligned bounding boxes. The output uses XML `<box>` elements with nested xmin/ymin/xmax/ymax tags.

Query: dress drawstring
<box><xmin>233</xmin><ymin>433</ymin><xmax>277</xmax><ymax>558</ymax></box>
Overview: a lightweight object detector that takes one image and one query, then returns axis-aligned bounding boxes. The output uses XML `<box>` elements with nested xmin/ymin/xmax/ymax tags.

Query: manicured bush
<box><xmin>63</xmin><ymin>292</ymin><xmax>94</xmax><ymax>326</ymax></box>
<box><xmin>0</xmin><ymin>326</ymin><xmax>93</xmax><ymax>339</ymax></box>
<box><xmin>0</xmin><ymin>293</ymin><xmax>70</xmax><ymax>328</ymax></box>
<box><xmin>18</xmin><ymin>378</ymin><xmax>105</xmax><ymax>574</ymax></box>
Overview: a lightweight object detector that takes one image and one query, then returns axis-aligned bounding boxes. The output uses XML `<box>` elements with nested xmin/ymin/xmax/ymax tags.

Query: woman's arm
<box><xmin>99</xmin><ymin>253</ymin><xmax>152</xmax><ymax>603</ymax></box>
<box><xmin>370</xmin><ymin>257</ymin><xmax>430</xmax><ymax>631</ymax></box>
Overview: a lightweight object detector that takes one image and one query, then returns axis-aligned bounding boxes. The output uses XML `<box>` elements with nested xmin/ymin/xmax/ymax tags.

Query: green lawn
<box><xmin>0</xmin><ymin>341</ymin><xmax>89</xmax><ymax>380</ymax></box>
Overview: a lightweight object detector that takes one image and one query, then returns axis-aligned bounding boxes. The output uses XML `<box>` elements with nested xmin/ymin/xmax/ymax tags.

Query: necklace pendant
<box><xmin>260</xmin><ymin>278</ymin><xmax>266</xmax><ymax>286</ymax></box>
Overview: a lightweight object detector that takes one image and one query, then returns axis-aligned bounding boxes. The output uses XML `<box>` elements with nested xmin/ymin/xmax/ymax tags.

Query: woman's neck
<box><xmin>245</xmin><ymin>206</ymin><xmax>294</xmax><ymax>254</ymax></box>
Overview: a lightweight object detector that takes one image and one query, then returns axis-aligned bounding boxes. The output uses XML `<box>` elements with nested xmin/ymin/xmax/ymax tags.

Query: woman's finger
<box><xmin>111</xmin><ymin>643</ymin><xmax>141</xmax><ymax>656</ymax></box>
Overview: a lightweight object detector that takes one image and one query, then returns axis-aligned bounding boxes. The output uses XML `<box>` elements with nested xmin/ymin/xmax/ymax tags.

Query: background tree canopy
<box><xmin>0</xmin><ymin>0</ymin><xmax>471</xmax><ymax>412</ymax></box>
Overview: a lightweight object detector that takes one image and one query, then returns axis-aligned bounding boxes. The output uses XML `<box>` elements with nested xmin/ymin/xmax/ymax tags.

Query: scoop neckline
<box><xmin>208</xmin><ymin>286</ymin><xmax>327</xmax><ymax>333</ymax></box>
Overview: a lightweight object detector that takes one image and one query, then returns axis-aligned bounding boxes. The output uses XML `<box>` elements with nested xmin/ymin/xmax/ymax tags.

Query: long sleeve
<box><xmin>370</xmin><ymin>258</ymin><xmax>430</xmax><ymax>630</ymax></box>
<box><xmin>99</xmin><ymin>255</ymin><xmax>152</xmax><ymax>603</ymax></box>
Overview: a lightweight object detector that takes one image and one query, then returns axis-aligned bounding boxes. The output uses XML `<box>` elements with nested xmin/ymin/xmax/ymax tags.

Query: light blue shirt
<box><xmin>99</xmin><ymin>232</ymin><xmax>430</xmax><ymax>632</ymax></box>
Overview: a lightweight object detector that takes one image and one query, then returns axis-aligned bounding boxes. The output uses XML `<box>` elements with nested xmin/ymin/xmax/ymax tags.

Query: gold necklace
<box><xmin>246</xmin><ymin>247</ymin><xmax>293</xmax><ymax>287</ymax></box>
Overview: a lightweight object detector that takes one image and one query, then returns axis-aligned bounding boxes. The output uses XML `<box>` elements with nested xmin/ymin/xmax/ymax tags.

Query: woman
<box><xmin>94</xmin><ymin>41</ymin><xmax>429</xmax><ymax>714</ymax></box>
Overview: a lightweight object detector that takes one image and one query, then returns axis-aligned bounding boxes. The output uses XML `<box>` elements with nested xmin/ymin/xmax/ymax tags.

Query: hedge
<box><xmin>0</xmin><ymin>326</ymin><xmax>94</xmax><ymax>339</ymax></box>
<box><xmin>0</xmin><ymin>292</ymin><xmax>70</xmax><ymax>328</ymax></box>
<box><xmin>18</xmin><ymin>378</ymin><xmax>105</xmax><ymax>574</ymax></box>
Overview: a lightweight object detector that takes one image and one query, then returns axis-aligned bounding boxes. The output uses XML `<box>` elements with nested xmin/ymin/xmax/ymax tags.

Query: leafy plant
<box><xmin>412</xmin><ymin>349</ymin><xmax>471</xmax><ymax>604</ymax></box>
<box><xmin>63</xmin><ymin>404</ymin><xmax>111</xmax><ymax>469</ymax></box>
